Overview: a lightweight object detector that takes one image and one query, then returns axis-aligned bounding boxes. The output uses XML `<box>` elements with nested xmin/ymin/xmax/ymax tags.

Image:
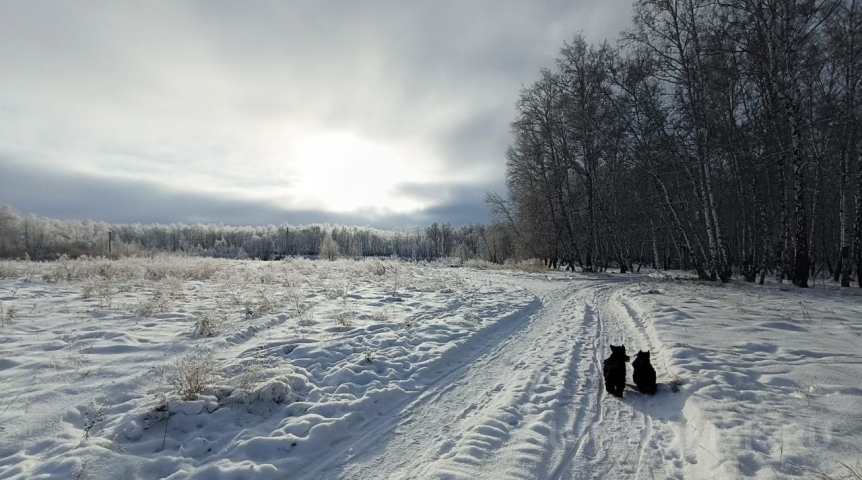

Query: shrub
<box><xmin>367</xmin><ymin>259</ymin><xmax>387</xmax><ymax>276</ymax></box>
<box><xmin>326</xmin><ymin>280</ymin><xmax>348</xmax><ymax>300</ymax></box>
<box><xmin>287</xmin><ymin>287</ymin><xmax>314</xmax><ymax>326</ymax></box>
<box><xmin>232</xmin><ymin>360</ymin><xmax>266</xmax><ymax>397</ymax></box>
<box><xmin>171</xmin><ymin>349</ymin><xmax>219</xmax><ymax>401</ymax></box>
<box><xmin>0</xmin><ymin>262</ymin><xmax>18</xmax><ymax>279</ymax></box>
<box><xmin>516</xmin><ymin>258</ymin><xmax>547</xmax><ymax>273</ymax></box>
<box><xmin>0</xmin><ymin>302</ymin><xmax>15</xmax><ymax>327</ymax></box>
<box><xmin>136</xmin><ymin>290</ymin><xmax>172</xmax><ymax>317</ymax></box>
<box><xmin>193</xmin><ymin>312</ymin><xmax>227</xmax><ymax>337</ymax></box>
<box><xmin>334</xmin><ymin>309</ymin><xmax>354</xmax><ymax>327</ymax></box>
<box><xmin>161</xmin><ymin>276</ymin><xmax>185</xmax><ymax>299</ymax></box>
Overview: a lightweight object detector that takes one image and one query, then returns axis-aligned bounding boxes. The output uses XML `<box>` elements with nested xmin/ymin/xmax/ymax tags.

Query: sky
<box><xmin>0</xmin><ymin>0</ymin><xmax>634</xmax><ymax>228</ymax></box>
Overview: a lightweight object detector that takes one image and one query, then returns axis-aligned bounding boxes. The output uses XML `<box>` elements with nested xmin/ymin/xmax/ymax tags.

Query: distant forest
<box><xmin>492</xmin><ymin>0</ymin><xmax>862</xmax><ymax>287</ymax></box>
<box><xmin>0</xmin><ymin>204</ymin><xmax>514</xmax><ymax>263</ymax></box>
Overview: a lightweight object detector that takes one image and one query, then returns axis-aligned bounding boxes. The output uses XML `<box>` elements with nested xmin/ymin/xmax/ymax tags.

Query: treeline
<box><xmin>0</xmin><ymin>204</ymin><xmax>510</xmax><ymax>262</ymax></box>
<box><xmin>495</xmin><ymin>0</ymin><xmax>862</xmax><ymax>287</ymax></box>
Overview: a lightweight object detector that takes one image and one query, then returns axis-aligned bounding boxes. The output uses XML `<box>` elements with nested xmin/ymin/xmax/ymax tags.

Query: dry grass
<box><xmin>0</xmin><ymin>262</ymin><xmax>19</xmax><ymax>279</ymax></box>
<box><xmin>171</xmin><ymin>349</ymin><xmax>220</xmax><ymax>401</ymax></box>
<box><xmin>0</xmin><ymin>302</ymin><xmax>15</xmax><ymax>327</ymax></box>
<box><xmin>810</xmin><ymin>461</ymin><xmax>862</xmax><ymax>480</ymax></box>
<box><xmin>1</xmin><ymin>255</ymin><xmax>223</xmax><ymax>283</ymax></box>
<box><xmin>193</xmin><ymin>312</ymin><xmax>228</xmax><ymax>337</ymax></box>
<box><xmin>136</xmin><ymin>290</ymin><xmax>172</xmax><ymax>317</ymax></box>
<box><xmin>334</xmin><ymin>309</ymin><xmax>355</xmax><ymax>327</ymax></box>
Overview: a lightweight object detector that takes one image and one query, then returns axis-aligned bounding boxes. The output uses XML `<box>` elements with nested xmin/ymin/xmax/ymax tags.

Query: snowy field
<box><xmin>0</xmin><ymin>257</ymin><xmax>861</xmax><ymax>479</ymax></box>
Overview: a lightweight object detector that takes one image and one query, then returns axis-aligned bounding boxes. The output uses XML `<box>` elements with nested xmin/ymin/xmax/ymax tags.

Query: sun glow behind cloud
<box><xmin>291</xmin><ymin>132</ymin><xmax>432</xmax><ymax>213</ymax></box>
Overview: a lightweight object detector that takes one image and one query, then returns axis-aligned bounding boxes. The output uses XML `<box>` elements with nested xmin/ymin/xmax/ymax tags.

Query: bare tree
<box><xmin>499</xmin><ymin>0</ymin><xmax>859</xmax><ymax>286</ymax></box>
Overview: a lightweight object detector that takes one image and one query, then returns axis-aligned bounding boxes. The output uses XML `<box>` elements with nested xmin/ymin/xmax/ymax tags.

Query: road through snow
<box><xmin>4</xmin><ymin>261</ymin><xmax>861</xmax><ymax>480</ymax></box>
<box><xmin>303</xmin><ymin>275</ymin><xmax>694</xmax><ymax>480</ymax></box>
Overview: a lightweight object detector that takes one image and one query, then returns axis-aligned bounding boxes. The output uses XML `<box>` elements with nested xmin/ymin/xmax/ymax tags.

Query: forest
<box><xmin>0</xmin><ymin>204</ymin><xmax>513</xmax><ymax>264</ymax></box>
<box><xmin>493</xmin><ymin>0</ymin><xmax>862</xmax><ymax>287</ymax></box>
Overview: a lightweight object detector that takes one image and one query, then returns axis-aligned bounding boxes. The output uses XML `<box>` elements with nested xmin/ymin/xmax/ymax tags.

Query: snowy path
<box><xmin>302</xmin><ymin>277</ymin><xmax>690</xmax><ymax>480</ymax></box>
<box><xmin>6</xmin><ymin>260</ymin><xmax>859</xmax><ymax>479</ymax></box>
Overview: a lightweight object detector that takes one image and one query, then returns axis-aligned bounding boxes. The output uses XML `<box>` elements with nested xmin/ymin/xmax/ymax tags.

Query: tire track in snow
<box><xmin>368</xmin><ymin>286</ymin><xmax>578</xmax><ymax>479</ymax></box>
<box><xmin>292</xmin><ymin>289</ymin><xmax>549</xmax><ymax>480</ymax></box>
<box><xmin>302</xmin><ymin>276</ymin><xmax>687</xmax><ymax>480</ymax></box>
<box><xmin>313</xmin><ymin>281</ymin><xmax>594</xmax><ymax>479</ymax></box>
<box><xmin>547</xmin><ymin>282</ymin><xmax>622</xmax><ymax>480</ymax></box>
<box><xmin>478</xmin><ymin>285</ymin><xmax>598</xmax><ymax>480</ymax></box>
<box><xmin>593</xmin><ymin>282</ymin><xmax>657</xmax><ymax>480</ymax></box>
<box><xmin>371</xmin><ymin>280</ymin><xmax>622</xmax><ymax>480</ymax></box>
<box><xmin>598</xmin><ymin>283</ymin><xmax>690</xmax><ymax>480</ymax></box>
<box><xmin>549</xmin><ymin>279</ymin><xmax>692</xmax><ymax>480</ymax></box>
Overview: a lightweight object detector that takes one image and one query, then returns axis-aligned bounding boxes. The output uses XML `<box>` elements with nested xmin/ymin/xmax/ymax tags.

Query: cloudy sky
<box><xmin>0</xmin><ymin>0</ymin><xmax>633</xmax><ymax>228</ymax></box>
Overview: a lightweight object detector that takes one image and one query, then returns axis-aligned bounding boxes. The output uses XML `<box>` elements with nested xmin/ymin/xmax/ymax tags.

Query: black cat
<box><xmin>632</xmin><ymin>350</ymin><xmax>657</xmax><ymax>395</ymax></box>
<box><xmin>603</xmin><ymin>345</ymin><xmax>629</xmax><ymax>397</ymax></box>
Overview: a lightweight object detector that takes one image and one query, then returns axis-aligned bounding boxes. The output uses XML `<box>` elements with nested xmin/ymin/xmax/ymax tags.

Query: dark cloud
<box><xmin>0</xmin><ymin>159</ymin><xmax>291</xmax><ymax>226</ymax></box>
<box><xmin>388</xmin><ymin>181</ymin><xmax>503</xmax><ymax>226</ymax></box>
<box><xmin>394</xmin><ymin>181</ymin><xmax>499</xmax><ymax>205</ymax></box>
<box><xmin>0</xmin><ymin>159</ymin><xmax>493</xmax><ymax>228</ymax></box>
<box><xmin>413</xmin><ymin>200</ymin><xmax>493</xmax><ymax>227</ymax></box>
<box><xmin>436</xmin><ymin>104</ymin><xmax>514</xmax><ymax>171</ymax></box>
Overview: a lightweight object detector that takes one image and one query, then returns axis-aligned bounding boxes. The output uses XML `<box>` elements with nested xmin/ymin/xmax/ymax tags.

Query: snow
<box><xmin>617</xmin><ymin>278</ymin><xmax>862</xmax><ymax>478</ymax></box>
<box><xmin>1</xmin><ymin>258</ymin><xmax>861</xmax><ymax>479</ymax></box>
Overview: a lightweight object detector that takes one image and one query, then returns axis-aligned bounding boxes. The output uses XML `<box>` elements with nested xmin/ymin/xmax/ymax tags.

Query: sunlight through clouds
<box><xmin>292</xmin><ymin>132</ymin><xmax>432</xmax><ymax>213</ymax></box>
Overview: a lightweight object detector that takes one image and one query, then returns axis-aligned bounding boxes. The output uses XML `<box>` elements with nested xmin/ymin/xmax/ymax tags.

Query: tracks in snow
<box><xmin>301</xmin><ymin>276</ymin><xmax>679</xmax><ymax>480</ymax></box>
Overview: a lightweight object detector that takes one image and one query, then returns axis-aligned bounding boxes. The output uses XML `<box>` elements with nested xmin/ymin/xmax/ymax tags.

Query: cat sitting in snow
<box><xmin>603</xmin><ymin>344</ymin><xmax>629</xmax><ymax>397</ymax></box>
<box><xmin>631</xmin><ymin>350</ymin><xmax>657</xmax><ymax>395</ymax></box>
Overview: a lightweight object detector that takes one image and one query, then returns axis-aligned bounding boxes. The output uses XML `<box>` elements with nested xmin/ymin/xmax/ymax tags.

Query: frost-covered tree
<box><xmin>0</xmin><ymin>205</ymin><xmax>22</xmax><ymax>257</ymax></box>
<box><xmin>319</xmin><ymin>232</ymin><xmax>340</xmax><ymax>261</ymax></box>
<box><xmin>0</xmin><ymin>204</ymin><xmax>495</xmax><ymax>263</ymax></box>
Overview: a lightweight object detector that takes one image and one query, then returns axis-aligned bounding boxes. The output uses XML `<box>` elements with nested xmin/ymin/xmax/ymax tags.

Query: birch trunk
<box><xmin>837</xmin><ymin>148</ymin><xmax>851</xmax><ymax>284</ymax></box>
<box><xmin>784</xmin><ymin>89</ymin><xmax>811</xmax><ymax>287</ymax></box>
<box><xmin>651</xmin><ymin>219</ymin><xmax>661</xmax><ymax>272</ymax></box>
<box><xmin>855</xmin><ymin>150</ymin><xmax>862</xmax><ymax>287</ymax></box>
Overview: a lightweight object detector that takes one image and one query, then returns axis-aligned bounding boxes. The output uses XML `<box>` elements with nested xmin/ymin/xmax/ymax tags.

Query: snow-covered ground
<box><xmin>0</xmin><ymin>258</ymin><xmax>860</xmax><ymax>479</ymax></box>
